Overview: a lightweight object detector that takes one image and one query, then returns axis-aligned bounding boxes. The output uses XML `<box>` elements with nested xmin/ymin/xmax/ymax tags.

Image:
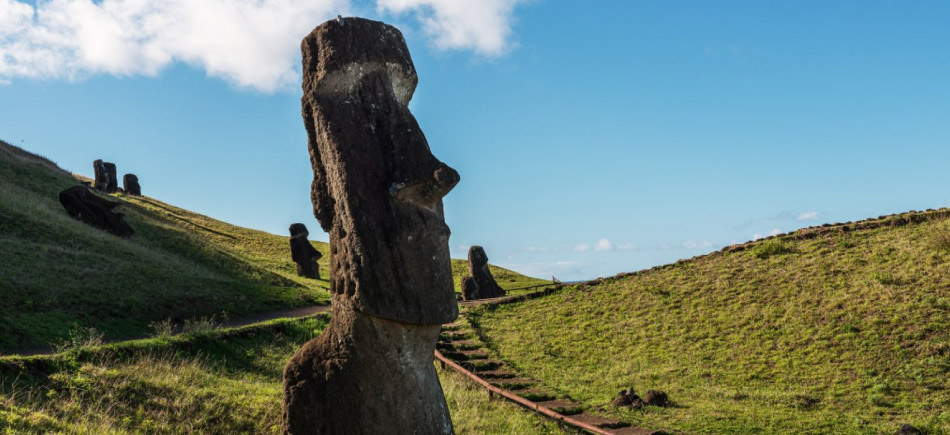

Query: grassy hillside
<box><xmin>474</xmin><ymin>209</ymin><xmax>950</xmax><ymax>434</ymax></box>
<box><xmin>0</xmin><ymin>316</ymin><xmax>560</xmax><ymax>434</ymax></box>
<box><xmin>0</xmin><ymin>140</ymin><xmax>332</xmax><ymax>352</ymax></box>
<box><xmin>0</xmin><ymin>140</ymin><xmax>546</xmax><ymax>352</ymax></box>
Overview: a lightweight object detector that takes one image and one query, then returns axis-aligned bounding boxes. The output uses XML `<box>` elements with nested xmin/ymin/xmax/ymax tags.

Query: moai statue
<box><xmin>123</xmin><ymin>174</ymin><xmax>141</xmax><ymax>196</ymax></box>
<box><xmin>288</xmin><ymin>223</ymin><xmax>323</xmax><ymax>279</ymax></box>
<box><xmin>93</xmin><ymin>160</ymin><xmax>118</xmax><ymax>193</ymax></box>
<box><xmin>460</xmin><ymin>276</ymin><xmax>480</xmax><ymax>301</ymax></box>
<box><xmin>59</xmin><ymin>185</ymin><xmax>134</xmax><ymax>237</ymax></box>
<box><xmin>282</xmin><ymin>17</ymin><xmax>460</xmax><ymax>435</ymax></box>
<box><xmin>468</xmin><ymin>246</ymin><xmax>505</xmax><ymax>298</ymax></box>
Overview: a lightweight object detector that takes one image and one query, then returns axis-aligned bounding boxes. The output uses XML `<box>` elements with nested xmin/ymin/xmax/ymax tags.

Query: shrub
<box><xmin>753</xmin><ymin>241</ymin><xmax>794</xmax><ymax>259</ymax></box>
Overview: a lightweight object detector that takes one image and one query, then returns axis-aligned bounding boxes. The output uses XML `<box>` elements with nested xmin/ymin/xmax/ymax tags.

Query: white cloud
<box><xmin>0</xmin><ymin>0</ymin><xmax>526</xmax><ymax>91</ymax></box>
<box><xmin>797</xmin><ymin>211</ymin><xmax>818</xmax><ymax>221</ymax></box>
<box><xmin>752</xmin><ymin>233</ymin><xmax>762</xmax><ymax>240</ymax></box>
<box><xmin>573</xmin><ymin>244</ymin><xmax>590</xmax><ymax>252</ymax></box>
<box><xmin>683</xmin><ymin>240</ymin><xmax>713</xmax><ymax>249</ymax></box>
<box><xmin>593</xmin><ymin>238</ymin><xmax>613</xmax><ymax>251</ymax></box>
<box><xmin>377</xmin><ymin>0</ymin><xmax>525</xmax><ymax>56</ymax></box>
<box><xmin>769</xmin><ymin>228</ymin><xmax>781</xmax><ymax>236</ymax></box>
<box><xmin>616</xmin><ymin>243</ymin><xmax>636</xmax><ymax>251</ymax></box>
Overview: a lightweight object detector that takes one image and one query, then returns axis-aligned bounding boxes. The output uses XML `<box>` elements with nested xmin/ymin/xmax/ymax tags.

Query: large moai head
<box><xmin>302</xmin><ymin>17</ymin><xmax>460</xmax><ymax>325</ymax></box>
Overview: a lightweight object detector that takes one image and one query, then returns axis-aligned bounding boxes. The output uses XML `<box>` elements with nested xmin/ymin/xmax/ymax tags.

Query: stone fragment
<box><xmin>123</xmin><ymin>174</ymin><xmax>141</xmax><ymax>196</ymax></box>
<box><xmin>283</xmin><ymin>17</ymin><xmax>459</xmax><ymax>435</ymax></box>
<box><xmin>288</xmin><ymin>223</ymin><xmax>323</xmax><ymax>279</ymax></box>
<box><xmin>59</xmin><ymin>185</ymin><xmax>134</xmax><ymax>237</ymax></box>
<box><xmin>467</xmin><ymin>245</ymin><xmax>505</xmax><ymax>299</ymax></box>
<box><xmin>93</xmin><ymin>159</ymin><xmax>118</xmax><ymax>193</ymax></box>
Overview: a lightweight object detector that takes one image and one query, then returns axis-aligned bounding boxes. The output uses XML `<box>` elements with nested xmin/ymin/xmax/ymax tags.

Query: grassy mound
<box><xmin>474</xmin><ymin>209</ymin><xmax>950</xmax><ymax>433</ymax></box>
<box><xmin>0</xmin><ymin>140</ymin><xmax>546</xmax><ymax>352</ymax></box>
<box><xmin>0</xmin><ymin>140</ymin><xmax>332</xmax><ymax>351</ymax></box>
<box><xmin>0</xmin><ymin>316</ymin><xmax>559</xmax><ymax>434</ymax></box>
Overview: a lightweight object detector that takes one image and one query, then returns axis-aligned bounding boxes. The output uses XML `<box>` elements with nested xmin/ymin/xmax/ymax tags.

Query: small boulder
<box><xmin>123</xmin><ymin>174</ymin><xmax>141</xmax><ymax>196</ymax></box>
<box><xmin>896</xmin><ymin>424</ymin><xmax>923</xmax><ymax>435</ymax></box>
<box><xmin>643</xmin><ymin>390</ymin><xmax>670</xmax><ymax>407</ymax></box>
<box><xmin>611</xmin><ymin>388</ymin><xmax>640</xmax><ymax>407</ymax></box>
<box><xmin>59</xmin><ymin>185</ymin><xmax>134</xmax><ymax>237</ymax></box>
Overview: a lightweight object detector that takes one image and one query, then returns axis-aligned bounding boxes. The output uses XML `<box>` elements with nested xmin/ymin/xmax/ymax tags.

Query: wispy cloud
<box><xmin>683</xmin><ymin>240</ymin><xmax>713</xmax><ymax>249</ymax></box>
<box><xmin>377</xmin><ymin>0</ymin><xmax>526</xmax><ymax>56</ymax></box>
<box><xmin>573</xmin><ymin>244</ymin><xmax>590</xmax><ymax>252</ymax></box>
<box><xmin>616</xmin><ymin>243</ymin><xmax>636</xmax><ymax>251</ymax></box>
<box><xmin>593</xmin><ymin>238</ymin><xmax>613</xmax><ymax>251</ymax></box>
<box><xmin>797</xmin><ymin>211</ymin><xmax>818</xmax><ymax>221</ymax></box>
<box><xmin>0</xmin><ymin>0</ymin><xmax>527</xmax><ymax>92</ymax></box>
<box><xmin>752</xmin><ymin>228</ymin><xmax>781</xmax><ymax>240</ymax></box>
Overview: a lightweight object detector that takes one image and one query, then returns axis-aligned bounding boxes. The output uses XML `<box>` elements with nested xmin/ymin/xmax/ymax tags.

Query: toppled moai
<box><xmin>93</xmin><ymin>160</ymin><xmax>118</xmax><ymax>193</ymax></box>
<box><xmin>282</xmin><ymin>17</ymin><xmax>460</xmax><ymax>435</ymax></box>
<box><xmin>288</xmin><ymin>223</ymin><xmax>322</xmax><ymax>279</ymax></box>
<box><xmin>467</xmin><ymin>245</ymin><xmax>505</xmax><ymax>299</ymax></box>
<box><xmin>59</xmin><ymin>185</ymin><xmax>134</xmax><ymax>237</ymax></box>
<box><xmin>123</xmin><ymin>174</ymin><xmax>141</xmax><ymax>196</ymax></box>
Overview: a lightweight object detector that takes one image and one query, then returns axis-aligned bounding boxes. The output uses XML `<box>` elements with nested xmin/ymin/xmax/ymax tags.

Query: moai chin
<box><xmin>282</xmin><ymin>17</ymin><xmax>460</xmax><ymax>435</ymax></box>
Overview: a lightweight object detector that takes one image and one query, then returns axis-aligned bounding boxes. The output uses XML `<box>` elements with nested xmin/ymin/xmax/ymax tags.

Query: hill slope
<box><xmin>474</xmin><ymin>209</ymin><xmax>950</xmax><ymax>433</ymax></box>
<box><xmin>0</xmin><ymin>140</ymin><xmax>545</xmax><ymax>351</ymax></box>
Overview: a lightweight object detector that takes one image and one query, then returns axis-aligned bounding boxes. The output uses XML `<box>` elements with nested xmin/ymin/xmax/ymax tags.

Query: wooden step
<box><xmin>489</xmin><ymin>378</ymin><xmax>536</xmax><ymax>390</ymax></box>
<box><xmin>534</xmin><ymin>399</ymin><xmax>583</xmax><ymax>415</ymax></box>
<box><xmin>608</xmin><ymin>426</ymin><xmax>667</xmax><ymax>435</ymax></box>
<box><xmin>474</xmin><ymin>369</ymin><xmax>518</xmax><ymax>379</ymax></box>
<box><xmin>436</xmin><ymin>340</ymin><xmax>481</xmax><ymax>351</ymax></box>
<box><xmin>515</xmin><ymin>389</ymin><xmax>557</xmax><ymax>402</ymax></box>
<box><xmin>569</xmin><ymin>413</ymin><xmax>630</xmax><ymax>429</ymax></box>
<box><xmin>461</xmin><ymin>359</ymin><xmax>502</xmax><ymax>371</ymax></box>
<box><xmin>441</xmin><ymin>349</ymin><xmax>489</xmax><ymax>361</ymax></box>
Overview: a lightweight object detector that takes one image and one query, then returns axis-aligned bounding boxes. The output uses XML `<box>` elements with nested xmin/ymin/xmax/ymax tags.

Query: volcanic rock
<box><xmin>93</xmin><ymin>160</ymin><xmax>118</xmax><ymax>193</ymax></box>
<box><xmin>283</xmin><ymin>17</ymin><xmax>459</xmax><ymax>435</ymax></box>
<box><xmin>123</xmin><ymin>174</ymin><xmax>141</xmax><ymax>196</ymax></box>
<box><xmin>461</xmin><ymin>276</ymin><xmax>480</xmax><ymax>301</ymax></box>
<box><xmin>288</xmin><ymin>223</ymin><xmax>323</xmax><ymax>279</ymax></box>
<box><xmin>59</xmin><ymin>185</ymin><xmax>134</xmax><ymax>237</ymax></box>
<box><xmin>468</xmin><ymin>245</ymin><xmax>505</xmax><ymax>298</ymax></box>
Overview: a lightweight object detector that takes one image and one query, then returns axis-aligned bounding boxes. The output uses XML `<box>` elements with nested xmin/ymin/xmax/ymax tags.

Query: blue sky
<box><xmin>2</xmin><ymin>1</ymin><xmax>950</xmax><ymax>280</ymax></box>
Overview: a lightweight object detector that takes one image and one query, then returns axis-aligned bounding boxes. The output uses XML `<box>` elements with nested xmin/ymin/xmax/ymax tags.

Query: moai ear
<box><xmin>304</xmin><ymin>101</ymin><xmax>335</xmax><ymax>232</ymax></box>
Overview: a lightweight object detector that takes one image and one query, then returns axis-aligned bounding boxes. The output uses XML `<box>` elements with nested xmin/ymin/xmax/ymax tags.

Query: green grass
<box><xmin>0</xmin><ymin>140</ymin><xmax>331</xmax><ymax>351</ymax></box>
<box><xmin>0</xmin><ymin>140</ymin><xmax>546</xmax><ymax>351</ymax></box>
<box><xmin>450</xmin><ymin>260</ymin><xmax>551</xmax><ymax>295</ymax></box>
<box><xmin>474</xmin><ymin>211</ymin><xmax>950</xmax><ymax>434</ymax></box>
<box><xmin>0</xmin><ymin>316</ymin><xmax>559</xmax><ymax>434</ymax></box>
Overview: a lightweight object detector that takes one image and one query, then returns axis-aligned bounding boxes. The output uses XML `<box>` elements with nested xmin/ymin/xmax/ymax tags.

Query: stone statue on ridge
<box><xmin>93</xmin><ymin>159</ymin><xmax>118</xmax><ymax>193</ymax></box>
<box><xmin>461</xmin><ymin>245</ymin><xmax>505</xmax><ymax>300</ymax></box>
<box><xmin>282</xmin><ymin>17</ymin><xmax>460</xmax><ymax>435</ymax></box>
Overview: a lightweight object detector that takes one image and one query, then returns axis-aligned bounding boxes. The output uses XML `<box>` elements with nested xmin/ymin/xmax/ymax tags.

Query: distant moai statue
<box><xmin>93</xmin><ymin>160</ymin><xmax>118</xmax><ymax>193</ymax></box>
<box><xmin>467</xmin><ymin>245</ymin><xmax>505</xmax><ymax>299</ymax></box>
<box><xmin>123</xmin><ymin>174</ymin><xmax>141</xmax><ymax>196</ymax></box>
<box><xmin>282</xmin><ymin>17</ymin><xmax>460</xmax><ymax>435</ymax></box>
<box><xmin>59</xmin><ymin>185</ymin><xmax>134</xmax><ymax>237</ymax></box>
<box><xmin>288</xmin><ymin>223</ymin><xmax>322</xmax><ymax>279</ymax></box>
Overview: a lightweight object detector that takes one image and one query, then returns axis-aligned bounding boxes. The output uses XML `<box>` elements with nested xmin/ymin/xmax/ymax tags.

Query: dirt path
<box><xmin>1</xmin><ymin>304</ymin><xmax>331</xmax><ymax>358</ymax></box>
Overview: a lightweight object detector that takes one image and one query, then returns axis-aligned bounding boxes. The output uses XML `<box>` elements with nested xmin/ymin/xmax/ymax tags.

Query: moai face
<box><xmin>301</xmin><ymin>18</ymin><xmax>460</xmax><ymax>325</ymax></box>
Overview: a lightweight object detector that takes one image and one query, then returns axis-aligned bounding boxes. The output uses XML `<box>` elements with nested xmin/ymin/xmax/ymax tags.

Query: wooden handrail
<box><xmin>434</xmin><ymin>349</ymin><xmax>614</xmax><ymax>435</ymax></box>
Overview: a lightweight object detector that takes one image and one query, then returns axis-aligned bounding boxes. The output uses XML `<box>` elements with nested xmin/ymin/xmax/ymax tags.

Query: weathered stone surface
<box><xmin>896</xmin><ymin>424</ymin><xmax>923</xmax><ymax>435</ymax></box>
<box><xmin>467</xmin><ymin>246</ymin><xmax>505</xmax><ymax>299</ymax></box>
<box><xmin>611</xmin><ymin>388</ymin><xmax>640</xmax><ymax>407</ymax></box>
<box><xmin>461</xmin><ymin>276</ymin><xmax>480</xmax><ymax>301</ymax></box>
<box><xmin>289</xmin><ymin>223</ymin><xmax>323</xmax><ymax>279</ymax></box>
<box><xmin>59</xmin><ymin>185</ymin><xmax>134</xmax><ymax>237</ymax></box>
<box><xmin>283</xmin><ymin>17</ymin><xmax>459</xmax><ymax>435</ymax></box>
<box><xmin>123</xmin><ymin>174</ymin><xmax>141</xmax><ymax>196</ymax></box>
<box><xmin>93</xmin><ymin>160</ymin><xmax>118</xmax><ymax>193</ymax></box>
